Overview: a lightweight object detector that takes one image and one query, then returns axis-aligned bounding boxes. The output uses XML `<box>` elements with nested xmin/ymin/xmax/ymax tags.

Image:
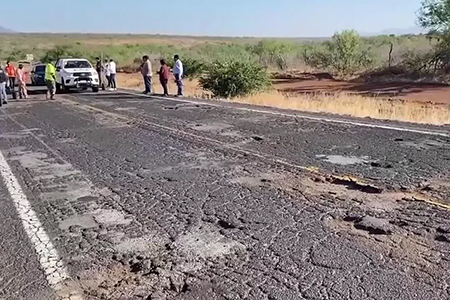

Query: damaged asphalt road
<box><xmin>0</xmin><ymin>90</ymin><xmax>449</xmax><ymax>300</ymax></box>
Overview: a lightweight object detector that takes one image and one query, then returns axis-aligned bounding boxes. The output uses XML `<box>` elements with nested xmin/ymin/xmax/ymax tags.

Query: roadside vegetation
<box><xmin>0</xmin><ymin>32</ymin><xmax>437</xmax><ymax>95</ymax></box>
<box><xmin>304</xmin><ymin>30</ymin><xmax>374</xmax><ymax>76</ymax></box>
<box><xmin>0</xmin><ymin>33</ymin><xmax>433</xmax><ymax>73</ymax></box>
<box><xmin>199</xmin><ymin>59</ymin><xmax>271</xmax><ymax>98</ymax></box>
<box><xmin>1</xmin><ymin>0</ymin><xmax>450</xmax><ymax>124</ymax></box>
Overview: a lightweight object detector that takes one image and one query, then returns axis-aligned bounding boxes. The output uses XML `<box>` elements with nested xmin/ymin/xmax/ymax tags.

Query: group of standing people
<box><xmin>141</xmin><ymin>54</ymin><xmax>183</xmax><ymax>97</ymax></box>
<box><xmin>95</xmin><ymin>58</ymin><xmax>117</xmax><ymax>91</ymax></box>
<box><xmin>95</xmin><ymin>54</ymin><xmax>183</xmax><ymax>96</ymax></box>
<box><xmin>0</xmin><ymin>61</ymin><xmax>29</xmax><ymax>106</ymax></box>
<box><xmin>1</xmin><ymin>54</ymin><xmax>184</xmax><ymax>107</ymax></box>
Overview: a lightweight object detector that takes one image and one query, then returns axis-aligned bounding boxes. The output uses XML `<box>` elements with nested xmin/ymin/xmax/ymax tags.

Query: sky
<box><xmin>3</xmin><ymin>0</ymin><xmax>424</xmax><ymax>37</ymax></box>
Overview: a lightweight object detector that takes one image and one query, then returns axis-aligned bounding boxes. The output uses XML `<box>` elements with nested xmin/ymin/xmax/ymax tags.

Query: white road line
<box><xmin>119</xmin><ymin>90</ymin><xmax>450</xmax><ymax>137</ymax></box>
<box><xmin>0</xmin><ymin>151</ymin><xmax>82</xmax><ymax>300</ymax></box>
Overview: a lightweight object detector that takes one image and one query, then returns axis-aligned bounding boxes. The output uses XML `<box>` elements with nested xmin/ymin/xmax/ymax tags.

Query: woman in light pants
<box><xmin>17</xmin><ymin>64</ymin><xmax>28</xmax><ymax>99</ymax></box>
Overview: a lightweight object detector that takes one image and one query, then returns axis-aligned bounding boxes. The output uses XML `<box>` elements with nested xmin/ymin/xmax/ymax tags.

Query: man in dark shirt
<box><xmin>95</xmin><ymin>57</ymin><xmax>103</xmax><ymax>88</ymax></box>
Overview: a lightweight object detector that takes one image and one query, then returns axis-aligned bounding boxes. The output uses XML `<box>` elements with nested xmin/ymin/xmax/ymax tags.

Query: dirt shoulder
<box><xmin>117</xmin><ymin>72</ymin><xmax>450</xmax><ymax>125</ymax></box>
<box><xmin>274</xmin><ymin>77</ymin><xmax>450</xmax><ymax>105</ymax></box>
<box><xmin>119</xmin><ymin>72</ymin><xmax>450</xmax><ymax>105</ymax></box>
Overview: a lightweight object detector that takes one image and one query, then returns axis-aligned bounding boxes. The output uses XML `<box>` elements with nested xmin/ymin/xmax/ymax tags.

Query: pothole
<box><xmin>163</xmin><ymin>104</ymin><xmax>200</xmax><ymax>110</ymax></box>
<box><xmin>395</xmin><ymin>138</ymin><xmax>450</xmax><ymax>150</ymax></box>
<box><xmin>251</xmin><ymin>136</ymin><xmax>264</xmax><ymax>142</ymax></box>
<box><xmin>217</xmin><ymin>220</ymin><xmax>236</xmax><ymax>230</ymax></box>
<box><xmin>435</xmin><ymin>234</ymin><xmax>450</xmax><ymax>243</ymax></box>
<box><xmin>174</xmin><ymin>223</ymin><xmax>246</xmax><ymax>262</ymax></box>
<box><xmin>370</xmin><ymin>161</ymin><xmax>394</xmax><ymax>168</ymax></box>
<box><xmin>190</xmin><ymin>123</ymin><xmax>233</xmax><ymax>132</ymax></box>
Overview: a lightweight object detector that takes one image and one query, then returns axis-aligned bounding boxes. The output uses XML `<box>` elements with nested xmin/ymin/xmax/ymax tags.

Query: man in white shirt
<box><xmin>108</xmin><ymin>59</ymin><xmax>117</xmax><ymax>91</ymax></box>
<box><xmin>141</xmin><ymin>55</ymin><xmax>153</xmax><ymax>94</ymax></box>
<box><xmin>173</xmin><ymin>54</ymin><xmax>183</xmax><ymax>96</ymax></box>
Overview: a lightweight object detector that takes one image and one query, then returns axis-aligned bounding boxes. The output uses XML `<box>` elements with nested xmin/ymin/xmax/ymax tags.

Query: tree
<box><xmin>249</xmin><ymin>40</ymin><xmax>293</xmax><ymax>70</ymax></box>
<box><xmin>416</xmin><ymin>0</ymin><xmax>450</xmax><ymax>74</ymax></box>
<box><xmin>418</xmin><ymin>0</ymin><xmax>450</xmax><ymax>33</ymax></box>
<box><xmin>305</xmin><ymin>30</ymin><xmax>373</xmax><ymax>76</ymax></box>
<box><xmin>40</xmin><ymin>45</ymin><xmax>82</xmax><ymax>63</ymax></box>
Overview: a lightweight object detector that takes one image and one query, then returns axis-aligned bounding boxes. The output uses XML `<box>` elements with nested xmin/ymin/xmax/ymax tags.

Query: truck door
<box><xmin>55</xmin><ymin>59</ymin><xmax>62</xmax><ymax>84</ymax></box>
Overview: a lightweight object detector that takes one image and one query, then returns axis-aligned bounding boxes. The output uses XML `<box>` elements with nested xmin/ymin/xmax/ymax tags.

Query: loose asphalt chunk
<box><xmin>354</xmin><ymin>216</ymin><xmax>394</xmax><ymax>235</ymax></box>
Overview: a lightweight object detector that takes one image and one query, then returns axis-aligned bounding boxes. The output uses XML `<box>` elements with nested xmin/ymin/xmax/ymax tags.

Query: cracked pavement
<box><xmin>0</xmin><ymin>90</ymin><xmax>449</xmax><ymax>300</ymax></box>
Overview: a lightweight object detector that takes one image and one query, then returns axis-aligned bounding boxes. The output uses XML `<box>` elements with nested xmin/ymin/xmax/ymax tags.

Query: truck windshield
<box><xmin>64</xmin><ymin>60</ymin><xmax>91</xmax><ymax>69</ymax></box>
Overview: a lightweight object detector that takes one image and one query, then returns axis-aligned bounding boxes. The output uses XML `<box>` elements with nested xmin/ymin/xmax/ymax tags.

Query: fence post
<box><xmin>388</xmin><ymin>42</ymin><xmax>394</xmax><ymax>67</ymax></box>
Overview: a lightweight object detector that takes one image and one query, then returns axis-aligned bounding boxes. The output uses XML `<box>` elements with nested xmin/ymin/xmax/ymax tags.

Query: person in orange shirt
<box><xmin>17</xmin><ymin>64</ymin><xmax>28</xmax><ymax>99</ymax></box>
<box><xmin>5</xmin><ymin>61</ymin><xmax>16</xmax><ymax>90</ymax></box>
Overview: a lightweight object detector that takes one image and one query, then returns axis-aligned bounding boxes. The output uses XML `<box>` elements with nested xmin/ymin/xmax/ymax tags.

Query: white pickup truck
<box><xmin>55</xmin><ymin>58</ymin><xmax>99</xmax><ymax>92</ymax></box>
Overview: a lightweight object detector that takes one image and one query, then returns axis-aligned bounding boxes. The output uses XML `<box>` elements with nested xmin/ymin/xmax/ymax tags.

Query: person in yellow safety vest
<box><xmin>45</xmin><ymin>62</ymin><xmax>56</xmax><ymax>100</ymax></box>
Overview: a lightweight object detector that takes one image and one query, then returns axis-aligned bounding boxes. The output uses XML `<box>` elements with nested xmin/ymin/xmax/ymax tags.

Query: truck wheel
<box><xmin>92</xmin><ymin>86</ymin><xmax>99</xmax><ymax>93</ymax></box>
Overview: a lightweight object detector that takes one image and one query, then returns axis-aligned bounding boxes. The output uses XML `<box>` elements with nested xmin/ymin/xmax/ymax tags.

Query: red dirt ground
<box><xmin>274</xmin><ymin>78</ymin><xmax>450</xmax><ymax>105</ymax></box>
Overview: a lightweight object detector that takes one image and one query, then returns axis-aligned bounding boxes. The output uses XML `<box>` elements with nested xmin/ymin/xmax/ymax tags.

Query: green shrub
<box><xmin>181</xmin><ymin>57</ymin><xmax>205</xmax><ymax>78</ymax></box>
<box><xmin>5</xmin><ymin>48</ymin><xmax>27</xmax><ymax>62</ymax></box>
<box><xmin>199</xmin><ymin>59</ymin><xmax>271</xmax><ymax>98</ymax></box>
<box><xmin>41</xmin><ymin>45</ymin><xmax>83</xmax><ymax>63</ymax></box>
<box><xmin>163</xmin><ymin>56</ymin><xmax>206</xmax><ymax>79</ymax></box>
<box><xmin>305</xmin><ymin>30</ymin><xmax>374</xmax><ymax>76</ymax></box>
<box><xmin>248</xmin><ymin>40</ymin><xmax>300</xmax><ymax>70</ymax></box>
<box><xmin>400</xmin><ymin>49</ymin><xmax>433</xmax><ymax>72</ymax></box>
<box><xmin>400</xmin><ymin>37</ymin><xmax>450</xmax><ymax>74</ymax></box>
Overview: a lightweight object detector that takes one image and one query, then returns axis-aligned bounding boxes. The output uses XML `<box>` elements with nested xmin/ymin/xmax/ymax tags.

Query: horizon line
<box><xmin>0</xmin><ymin>31</ymin><xmax>426</xmax><ymax>39</ymax></box>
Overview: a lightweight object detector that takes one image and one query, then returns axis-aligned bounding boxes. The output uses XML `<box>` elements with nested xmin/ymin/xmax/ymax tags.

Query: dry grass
<box><xmin>117</xmin><ymin>73</ymin><xmax>450</xmax><ymax>125</ymax></box>
<box><xmin>234</xmin><ymin>91</ymin><xmax>450</xmax><ymax>125</ymax></box>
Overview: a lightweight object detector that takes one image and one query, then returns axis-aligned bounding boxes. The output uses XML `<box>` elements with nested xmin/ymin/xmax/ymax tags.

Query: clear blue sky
<box><xmin>4</xmin><ymin>0</ymin><xmax>424</xmax><ymax>37</ymax></box>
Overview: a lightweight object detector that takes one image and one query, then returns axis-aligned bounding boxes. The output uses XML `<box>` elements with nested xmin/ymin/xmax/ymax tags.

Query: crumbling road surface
<box><xmin>0</xmin><ymin>90</ymin><xmax>449</xmax><ymax>300</ymax></box>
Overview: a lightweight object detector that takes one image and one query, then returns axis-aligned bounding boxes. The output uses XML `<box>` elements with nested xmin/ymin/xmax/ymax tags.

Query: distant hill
<box><xmin>0</xmin><ymin>26</ymin><xmax>14</xmax><ymax>33</ymax></box>
<box><xmin>363</xmin><ymin>26</ymin><xmax>427</xmax><ymax>36</ymax></box>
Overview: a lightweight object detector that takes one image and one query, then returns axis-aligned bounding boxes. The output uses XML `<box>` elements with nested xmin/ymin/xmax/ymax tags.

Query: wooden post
<box><xmin>388</xmin><ymin>42</ymin><xmax>394</xmax><ymax>67</ymax></box>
